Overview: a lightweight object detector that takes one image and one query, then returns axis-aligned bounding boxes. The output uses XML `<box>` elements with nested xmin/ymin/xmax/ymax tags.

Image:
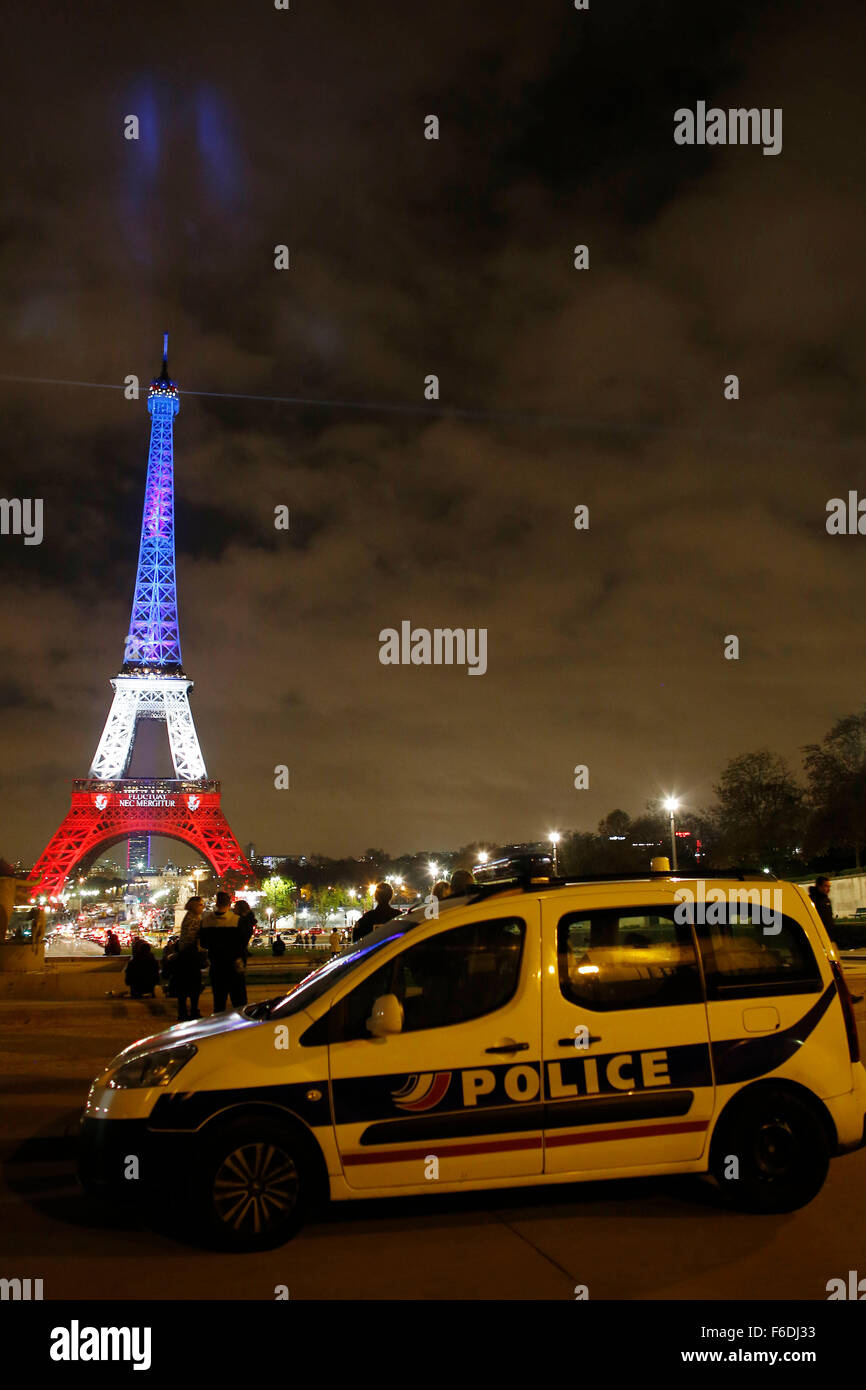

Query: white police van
<box><xmin>79</xmin><ymin>868</ymin><xmax>866</xmax><ymax>1249</ymax></box>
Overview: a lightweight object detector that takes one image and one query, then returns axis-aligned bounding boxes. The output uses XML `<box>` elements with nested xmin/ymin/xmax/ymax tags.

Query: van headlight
<box><xmin>105</xmin><ymin>1043</ymin><xmax>197</xmax><ymax>1089</ymax></box>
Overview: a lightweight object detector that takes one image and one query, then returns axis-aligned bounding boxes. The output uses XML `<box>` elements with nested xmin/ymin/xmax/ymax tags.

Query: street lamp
<box><xmin>428</xmin><ymin>861</ymin><xmax>439</xmax><ymax>878</ymax></box>
<box><xmin>549</xmin><ymin>832</ymin><xmax>561</xmax><ymax>875</ymax></box>
<box><xmin>663</xmin><ymin>798</ymin><xmax>680</xmax><ymax>871</ymax></box>
<box><xmin>477</xmin><ymin>851</ymin><xmax>489</xmax><ymax>866</ymax></box>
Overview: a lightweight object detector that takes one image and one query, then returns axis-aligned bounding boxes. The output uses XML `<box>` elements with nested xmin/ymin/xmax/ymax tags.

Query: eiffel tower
<box><xmin>30</xmin><ymin>338</ymin><xmax>252</xmax><ymax>895</ymax></box>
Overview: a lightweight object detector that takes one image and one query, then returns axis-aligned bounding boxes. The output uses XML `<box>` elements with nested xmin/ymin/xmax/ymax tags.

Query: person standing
<box><xmin>811</xmin><ymin>875</ymin><xmax>864</xmax><ymax>1002</ymax></box>
<box><xmin>232</xmin><ymin>900</ymin><xmax>257</xmax><ymax>1007</ymax></box>
<box><xmin>448</xmin><ymin>868</ymin><xmax>476</xmax><ymax>897</ymax></box>
<box><xmin>161</xmin><ymin>933</ymin><xmax>181</xmax><ymax>999</ymax></box>
<box><xmin>174</xmin><ymin>896</ymin><xmax>205</xmax><ymax>1022</ymax></box>
<box><xmin>199</xmin><ymin>891</ymin><xmax>244</xmax><ymax>1013</ymax></box>
<box><xmin>351</xmin><ymin>882</ymin><xmax>400</xmax><ymax>943</ymax></box>
<box><xmin>329</xmin><ymin>926</ymin><xmax>342</xmax><ymax>955</ymax></box>
<box><xmin>233</xmin><ymin>900</ymin><xmax>256</xmax><ymax>962</ymax></box>
<box><xmin>808</xmin><ymin>876</ymin><xmax>834</xmax><ymax>933</ymax></box>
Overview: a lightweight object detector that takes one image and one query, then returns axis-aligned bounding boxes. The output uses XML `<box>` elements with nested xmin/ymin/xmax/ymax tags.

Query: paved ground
<box><xmin>1</xmin><ymin>967</ymin><xmax>865</xmax><ymax>1301</ymax></box>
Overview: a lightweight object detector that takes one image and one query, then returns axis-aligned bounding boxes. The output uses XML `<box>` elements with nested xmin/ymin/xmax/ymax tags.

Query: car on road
<box><xmin>79</xmin><ymin>867</ymin><xmax>866</xmax><ymax>1250</ymax></box>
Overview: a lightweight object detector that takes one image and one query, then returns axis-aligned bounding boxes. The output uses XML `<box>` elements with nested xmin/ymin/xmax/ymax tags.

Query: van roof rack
<box><xmin>466</xmin><ymin>868</ymin><xmax>779</xmax><ymax>902</ymax></box>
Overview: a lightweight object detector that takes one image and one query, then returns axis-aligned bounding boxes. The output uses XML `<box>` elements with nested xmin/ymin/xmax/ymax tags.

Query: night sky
<box><xmin>1</xmin><ymin>0</ymin><xmax>864</xmax><ymax>865</ymax></box>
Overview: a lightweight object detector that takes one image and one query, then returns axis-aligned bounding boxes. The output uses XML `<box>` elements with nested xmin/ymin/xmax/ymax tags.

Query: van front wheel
<box><xmin>197</xmin><ymin>1118</ymin><xmax>312</xmax><ymax>1250</ymax></box>
<box><xmin>710</xmin><ymin>1088</ymin><xmax>830</xmax><ymax>1213</ymax></box>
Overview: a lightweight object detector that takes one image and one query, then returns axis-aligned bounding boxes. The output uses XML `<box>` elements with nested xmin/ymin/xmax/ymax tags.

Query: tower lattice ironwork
<box><xmin>30</xmin><ymin>338</ymin><xmax>252</xmax><ymax>895</ymax></box>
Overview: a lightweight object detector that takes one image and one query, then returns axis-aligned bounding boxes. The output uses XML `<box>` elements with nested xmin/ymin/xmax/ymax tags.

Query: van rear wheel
<box><xmin>196</xmin><ymin>1118</ymin><xmax>311</xmax><ymax>1251</ymax></box>
<box><xmin>710</xmin><ymin>1088</ymin><xmax>829</xmax><ymax>1213</ymax></box>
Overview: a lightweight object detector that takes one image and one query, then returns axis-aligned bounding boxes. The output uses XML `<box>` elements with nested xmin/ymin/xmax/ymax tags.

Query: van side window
<box><xmin>333</xmin><ymin>917</ymin><xmax>526</xmax><ymax>1040</ymax></box>
<box><xmin>558</xmin><ymin>909</ymin><xmax>702</xmax><ymax>1011</ymax></box>
<box><xmin>696</xmin><ymin>909</ymin><xmax>822</xmax><ymax>999</ymax></box>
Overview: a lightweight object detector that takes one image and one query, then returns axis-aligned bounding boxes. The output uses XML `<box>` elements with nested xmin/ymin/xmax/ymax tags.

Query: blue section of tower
<box><xmin>123</xmin><ymin>335</ymin><xmax>183</xmax><ymax>671</ymax></box>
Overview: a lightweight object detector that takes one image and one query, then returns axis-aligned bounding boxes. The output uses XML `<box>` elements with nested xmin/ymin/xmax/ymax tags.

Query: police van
<box><xmin>79</xmin><ymin>867</ymin><xmax>866</xmax><ymax>1250</ymax></box>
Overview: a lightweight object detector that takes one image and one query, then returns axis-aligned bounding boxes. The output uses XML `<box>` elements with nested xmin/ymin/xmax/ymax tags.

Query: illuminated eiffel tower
<box><xmin>31</xmin><ymin>338</ymin><xmax>252</xmax><ymax>894</ymax></box>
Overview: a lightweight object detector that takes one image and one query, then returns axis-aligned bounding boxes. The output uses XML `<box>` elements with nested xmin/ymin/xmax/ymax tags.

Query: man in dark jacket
<box><xmin>351</xmin><ymin>882</ymin><xmax>400</xmax><ymax>943</ymax></box>
<box><xmin>199</xmin><ymin>891</ymin><xmax>245</xmax><ymax>1012</ymax></box>
<box><xmin>811</xmin><ymin>876</ymin><xmax>864</xmax><ymax>1001</ymax></box>
<box><xmin>808</xmin><ymin>877</ymin><xmax>834</xmax><ymax>933</ymax></box>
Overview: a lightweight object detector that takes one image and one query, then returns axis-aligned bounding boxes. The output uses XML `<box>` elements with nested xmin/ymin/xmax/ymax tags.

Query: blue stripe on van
<box><xmin>711</xmin><ymin>980</ymin><xmax>836</xmax><ymax>1084</ymax></box>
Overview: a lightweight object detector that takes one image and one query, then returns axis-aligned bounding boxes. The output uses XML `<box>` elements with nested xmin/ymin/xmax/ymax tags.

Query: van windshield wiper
<box><xmin>243</xmin><ymin>997</ymin><xmax>286</xmax><ymax>1020</ymax></box>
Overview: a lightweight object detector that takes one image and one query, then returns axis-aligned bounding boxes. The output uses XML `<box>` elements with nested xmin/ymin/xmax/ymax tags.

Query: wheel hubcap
<box><xmin>754</xmin><ymin>1118</ymin><xmax>796</xmax><ymax>1177</ymax></box>
<box><xmin>213</xmin><ymin>1142</ymin><xmax>299</xmax><ymax>1234</ymax></box>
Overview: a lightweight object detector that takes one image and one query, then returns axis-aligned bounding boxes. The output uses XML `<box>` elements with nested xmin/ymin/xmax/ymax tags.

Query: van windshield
<box><xmin>245</xmin><ymin>917</ymin><xmax>419</xmax><ymax>1020</ymax></box>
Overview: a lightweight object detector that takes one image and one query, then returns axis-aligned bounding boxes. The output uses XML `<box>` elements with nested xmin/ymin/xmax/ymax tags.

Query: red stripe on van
<box><xmin>546</xmin><ymin>1119</ymin><xmax>708</xmax><ymax>1148</ymax></box>
<box><xmin>342</xmin><ymin>1135</ymin><xmax>543</xmax><ymax>1166</ymax></box>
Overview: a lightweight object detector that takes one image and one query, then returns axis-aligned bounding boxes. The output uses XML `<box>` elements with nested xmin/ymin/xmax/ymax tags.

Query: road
<box><xmin>45</xmin><ymin>937</ymin><xmax>106</xmax><ymax>957</ymax></box>
<box><xmin>2</xmin><ymin>971</ymin><xmax>865</xmax><ymax>1301</ymax></box>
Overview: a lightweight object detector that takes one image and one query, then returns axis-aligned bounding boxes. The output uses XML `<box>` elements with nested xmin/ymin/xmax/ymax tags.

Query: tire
<box><xmin>710</xmin><ymin>1087</ymin><xmax>830</xmax><ymax>1214</ymax></box>
<box><xmin>194</xmin><ymin>1118</ymin><xmax>313</xmax><ymax>1251</ymax></box>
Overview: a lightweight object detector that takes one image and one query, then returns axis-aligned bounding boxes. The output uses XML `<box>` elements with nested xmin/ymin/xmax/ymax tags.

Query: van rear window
<box><xmin>693</xmin><ymin>908</ymin><xmax>823</xmax><ymax>999</ymax></box>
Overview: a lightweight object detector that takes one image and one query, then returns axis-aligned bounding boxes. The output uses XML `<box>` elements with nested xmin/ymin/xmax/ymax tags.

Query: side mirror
<box><xmin>367</xmin><ymin>993</ymin><xmax>404</xmax><ymax>1037</ymax></box>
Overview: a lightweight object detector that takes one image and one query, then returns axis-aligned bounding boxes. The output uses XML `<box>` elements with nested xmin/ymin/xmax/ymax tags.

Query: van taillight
<box><xmin>830</xmin><ymin>959</ymin><xmax>860</xmax><ymax>1063</ymax></box>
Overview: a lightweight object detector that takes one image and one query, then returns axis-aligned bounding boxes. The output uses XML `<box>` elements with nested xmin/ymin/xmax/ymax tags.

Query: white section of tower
<box><xmin>88</xmin><ymin>676</ymin><xmax>207</xmax><ymax>782</ymax></box>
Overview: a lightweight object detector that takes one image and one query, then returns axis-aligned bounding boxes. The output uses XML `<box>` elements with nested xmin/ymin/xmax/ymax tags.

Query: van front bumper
<box><xmin>78</xmin><ymin>1116</ymin><xmax>194</xmax><ymax>1193</ymax></box>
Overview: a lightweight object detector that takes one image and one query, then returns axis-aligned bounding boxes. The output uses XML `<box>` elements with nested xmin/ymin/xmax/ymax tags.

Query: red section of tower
<box><xmin>31</xmin><ymin>782</ymin><xmax>252</xmax><ymax>895</ymax></box>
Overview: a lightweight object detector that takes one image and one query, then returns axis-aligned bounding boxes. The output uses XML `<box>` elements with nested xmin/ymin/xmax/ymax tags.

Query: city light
<box><xmin>477</xmin><ymin>851</ymin><xmax>489</xmax><ymax>864</ymax></box>
<box><xmin>664</xmin><ymin>797</ymin><xmax>681</xmax><ymax>870</ymax></box>
<box><xmin>549</xmin><ymin>831</ymin><xmax>561</xmax><ymax>874</ymax></box>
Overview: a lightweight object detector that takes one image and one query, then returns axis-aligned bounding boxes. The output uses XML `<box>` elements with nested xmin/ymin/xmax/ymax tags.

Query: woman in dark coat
<box><xmin>174</xmin><ymin>896</ymin><xmax>205</xmax><ymax>1021</ymax></box>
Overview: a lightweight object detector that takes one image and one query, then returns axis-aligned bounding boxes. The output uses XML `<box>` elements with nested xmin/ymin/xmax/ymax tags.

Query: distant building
<box><xmin>127</xmin><ymin>833</ymin><xmax>151</xmax><ymax>874</ymax></box>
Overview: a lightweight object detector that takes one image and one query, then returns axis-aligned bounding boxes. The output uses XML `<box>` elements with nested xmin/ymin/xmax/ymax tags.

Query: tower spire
<box><xmin>158</xmin><ymin>331</ymin><xmax>170</xmax><ymax>384</ymax></box>
<box><xmin>122</xmin><ymin>336</ymin><xmax>183</xmax><ymax>671</ymax></box>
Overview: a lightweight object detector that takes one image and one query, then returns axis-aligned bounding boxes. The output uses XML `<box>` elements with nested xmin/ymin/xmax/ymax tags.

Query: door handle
<box><xmin>558</xmin><ymin>1036</ymin><xmax>602</xmax><ymax>1047</ymax></box>
<box><xmin>485</xmin><ymin>1041</ymin><xmax>530</xmax><ymax>1054</ymax></box>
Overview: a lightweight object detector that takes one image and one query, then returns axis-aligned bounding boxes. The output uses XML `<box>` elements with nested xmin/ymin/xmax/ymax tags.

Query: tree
<box><xmin>597</xmin><ymin>809</ymin><xmax>631</xmax><ymax>839</ymax></box>
<box><xmin>706</xmin><ymin>750</ymin><xmax>805</xmax><ymax>870</ymax></box>
<box><xmin>804</xmin><ymin>711</ymin><xmax>866</xmax><ymax>869</ymax></box>
<box><xmin>310</xmin><ymin>886</ymin><xmax>346</xmax><ymax>924</ymax></box>
<box><xmin>260</xmin><ymin>875</ymin><xmax>296</xmax><ymax>917</ymax></box>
